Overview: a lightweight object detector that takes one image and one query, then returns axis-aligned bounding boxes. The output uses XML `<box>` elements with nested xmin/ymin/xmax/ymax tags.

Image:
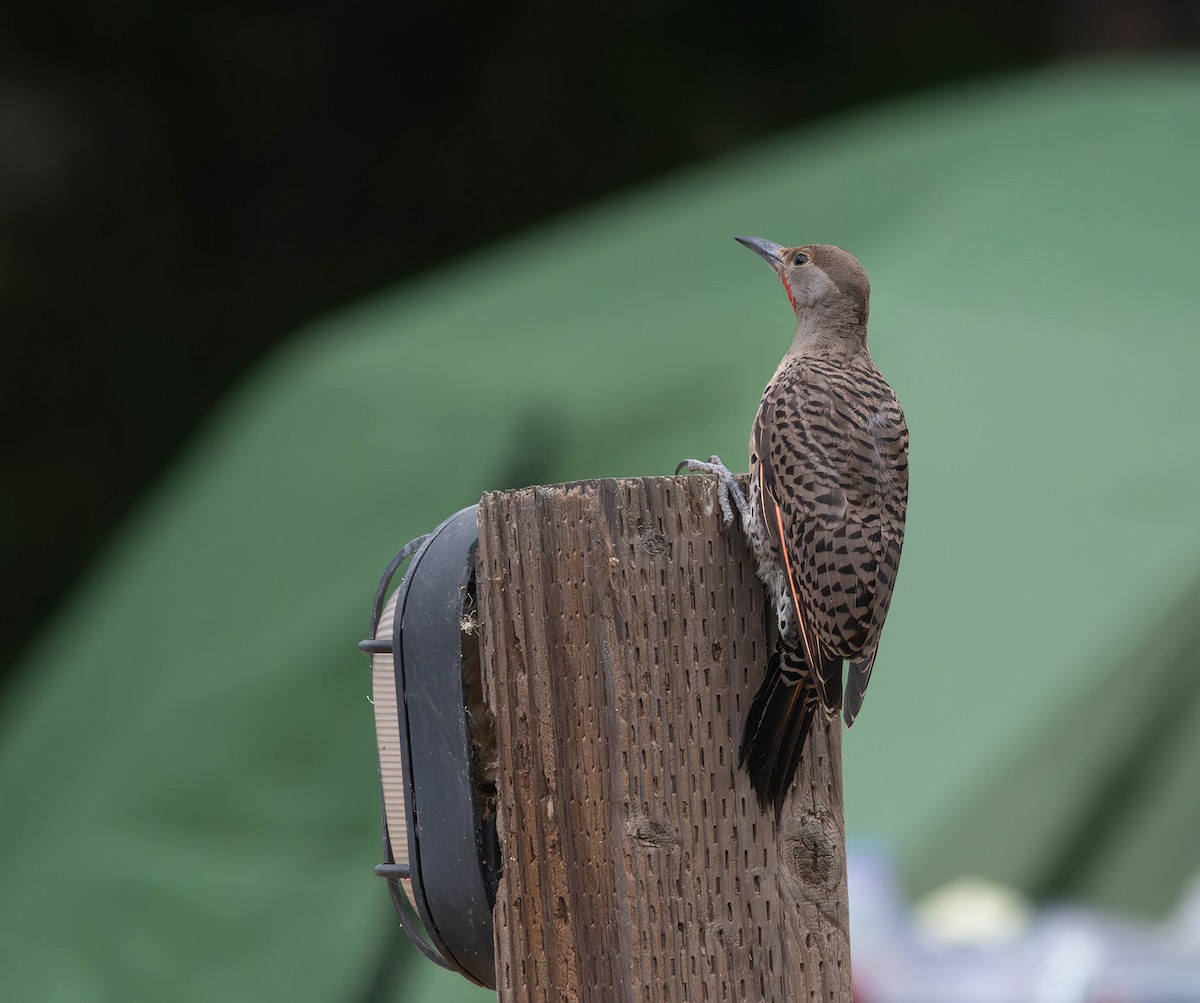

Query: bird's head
<box><xmin>734</xmin><ymin>236</ymin><xmax>870</xmax><ymax>330</ymax></box>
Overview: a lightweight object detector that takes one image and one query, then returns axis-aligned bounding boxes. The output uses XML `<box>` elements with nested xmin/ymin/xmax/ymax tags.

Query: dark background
<box><xmin>2</xmin><ymin>0</ymin><xmax>1195</xmax><ymax>680</ymax></box>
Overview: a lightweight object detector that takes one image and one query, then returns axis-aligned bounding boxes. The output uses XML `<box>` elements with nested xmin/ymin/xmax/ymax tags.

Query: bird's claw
<box><xmin>675</xmin><ymin>454</ymin><xmax>751</xmax><ymax>528</ymax></box>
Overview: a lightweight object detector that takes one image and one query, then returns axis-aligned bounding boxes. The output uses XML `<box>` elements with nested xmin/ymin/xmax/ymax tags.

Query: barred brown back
<box><xmin>752</xmin><ymin>350</ymin><xmax>908</xmax><ymax>712</ymax></box>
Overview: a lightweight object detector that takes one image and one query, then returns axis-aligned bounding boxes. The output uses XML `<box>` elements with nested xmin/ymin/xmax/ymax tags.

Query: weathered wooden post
<box><xmin>476</xmin><ymin>476</ymin><xmax>851</xmax><ymax>1003</ymax></box>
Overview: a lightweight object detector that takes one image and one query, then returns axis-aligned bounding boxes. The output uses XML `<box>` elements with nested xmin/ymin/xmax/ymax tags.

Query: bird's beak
<box><xmin>734</xmin><ymin>235</ymin><xmax>787</xmax><ymax>272</ymax></box>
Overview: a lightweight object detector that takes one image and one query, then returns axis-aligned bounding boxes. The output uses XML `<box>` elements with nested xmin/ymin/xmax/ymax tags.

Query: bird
<box><xmin>678</xmin><ymin>236</ymin><xmax>908</xmax><ymax>818</ymax></box>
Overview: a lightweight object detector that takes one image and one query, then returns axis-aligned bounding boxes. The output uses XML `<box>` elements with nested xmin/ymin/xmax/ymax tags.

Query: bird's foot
<box><xmin>674</xmin><ymin>454</ymin><xmax>751</xmax><ymax>528</ymax></box>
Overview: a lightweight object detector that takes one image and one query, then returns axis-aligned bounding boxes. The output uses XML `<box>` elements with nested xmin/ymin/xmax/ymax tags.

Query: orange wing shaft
<box><xmin>769</xmin><ymin>494</ymin><xmax>819</xmax><ymax>673</ymax></box>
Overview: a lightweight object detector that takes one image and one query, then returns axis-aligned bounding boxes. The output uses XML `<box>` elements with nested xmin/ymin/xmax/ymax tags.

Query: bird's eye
<box><xmin>793</xmin><ymin>253</ymin><xmax>809</xmax><ymax>266</ymax></box>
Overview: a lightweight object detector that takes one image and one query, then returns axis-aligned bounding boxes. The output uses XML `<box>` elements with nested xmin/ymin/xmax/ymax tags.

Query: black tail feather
<box><xmin>739</xmin><ymin>641</ymin><xmax>819</xmax><ymax>820</ymax></box>
<box><xmin>844</xmin><ymin>652</ymin><xmax>875</xmax><ymax>726</ymax></box>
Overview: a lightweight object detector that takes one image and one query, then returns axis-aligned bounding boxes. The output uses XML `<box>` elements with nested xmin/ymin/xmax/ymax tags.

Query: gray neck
<box><xmin>788</xmin><ymin>302</ymin><xmax>867</xmax><ymax>357</ymax></box>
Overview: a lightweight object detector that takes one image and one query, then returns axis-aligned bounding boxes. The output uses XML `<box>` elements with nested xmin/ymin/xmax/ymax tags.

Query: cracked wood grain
<box><xmin>477</xmin><ymin>476</ymin><xmax>851</xmax><ymax>1003</ymax></box>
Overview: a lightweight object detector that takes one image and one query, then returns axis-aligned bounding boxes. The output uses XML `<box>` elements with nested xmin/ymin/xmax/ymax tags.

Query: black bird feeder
<box><xmin>359</xmin><ymin>505</ymin><xmax>500</xmax><ymax>988</ymax></box>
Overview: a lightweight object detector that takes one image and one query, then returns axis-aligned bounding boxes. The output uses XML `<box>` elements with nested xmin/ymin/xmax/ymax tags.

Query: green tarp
<box><xmin>2</xmin><ymin>59</ymin><xmax>1198</xmax><ymax>1001</ymax></box>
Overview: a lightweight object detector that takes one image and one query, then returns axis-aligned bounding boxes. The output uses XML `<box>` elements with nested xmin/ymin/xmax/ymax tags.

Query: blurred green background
<box><xmin>2</xmin><ymin>5</ymin><xmax>1200</xmax><ymax>1001</ymax></box>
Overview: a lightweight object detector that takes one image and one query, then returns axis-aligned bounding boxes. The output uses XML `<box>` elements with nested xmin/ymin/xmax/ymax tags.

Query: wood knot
<box><xmin>625</xmin><ymin>805</ymin><xmax>679</xmax><ymax>847</ymax></box>
<box><xmin>640</xmin><ymin>530</ymin><xmax>670</xmax><ymax>557</ymax></box>
<box><xmin>781</xmin><ymin>812</ymin><xmax>840</xmax><ymax>889</ymax></box>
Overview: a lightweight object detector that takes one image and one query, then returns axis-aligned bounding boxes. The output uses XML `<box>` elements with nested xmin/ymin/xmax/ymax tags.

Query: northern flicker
<box><xmin>679</xmin><ymin>236</ymin><xmax>908</xmax><ymax>817</ymax></box>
